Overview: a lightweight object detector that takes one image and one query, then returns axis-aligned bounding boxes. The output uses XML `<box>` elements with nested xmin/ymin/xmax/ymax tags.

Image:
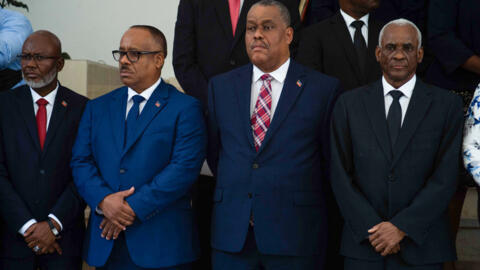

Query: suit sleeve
<box><xmin>428</xmin><ymin>0</ymin><xmax>473</xmax><ymax>74</ymax></box>
<box><xmin>206</xmin><ymin>79</ymin><xmax>220</xmax><ymax>176</ymax></box>
<box><xmin>0</xmin><ymin>113</ymin><xmax>35</xmax><ymax>233</ymax></box>
<box><xmin>330</xmin><ymin>95</ymin><xmax>383</xmax><ymax>243</ymax></box>
<box><xmin>126</xmin><ymin>101</ymin><xmax>207</xmax><ymax>222</ymax></box>
<box><xmin>71</xmin><ymin>102</ymin><xmax>115</xmax><ymax>210</ymax></box>
<box><xmin>390</xmin><ymin>95</ymin><xmax>464</xmax><ymax>245</ymax></box>
<box><xmin>295</xmin><ymin>25</ymin><xmax>324</xmax><ymax>72</ymax></box>
<box><xmin>173</xmin><ymin>0</ymin><xmax>209</xmax><ymax>108</ymax></box>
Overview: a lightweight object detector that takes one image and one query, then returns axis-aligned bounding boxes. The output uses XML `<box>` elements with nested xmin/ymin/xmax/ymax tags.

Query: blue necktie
<box><xmin>125</xmin><ymin>95</ymin><xmax>145</xmax><ymax>147</ymax></box>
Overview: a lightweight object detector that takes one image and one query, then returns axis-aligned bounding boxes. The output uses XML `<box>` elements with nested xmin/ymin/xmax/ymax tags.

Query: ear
<box><xmin>56</xmin><ymin>57</ymin><xmax>65</xmax><ymax>72</ymax></box>
<box><xmin>285</xmin><ymin>26</ymin><xmax>293</xmax><ymax>45</ymax></box>
<box><xmin>155</xmin><ymin>53</ymin><xmax>165</xmax><ymax>70</ymax></box>
<box><xmin>375</xmin><ymin>46</ymin><xmax>381</xmax><ymax>62</ymax></box>
<box><xmin>417</xmin><ymin>46</ymin><xmax>424</xmax><ymax>63</ymax></box>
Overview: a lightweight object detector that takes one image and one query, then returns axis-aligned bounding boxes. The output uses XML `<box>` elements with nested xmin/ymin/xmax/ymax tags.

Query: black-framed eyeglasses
<box><xmin>18</xmin><ymin>54</ymin><xmax>59</xmax><ymax>62</ymax></box>
<box><xmin>112</xmin><ymin>50</ymin><xmax>162</xmax><ymax>63</ymax></box>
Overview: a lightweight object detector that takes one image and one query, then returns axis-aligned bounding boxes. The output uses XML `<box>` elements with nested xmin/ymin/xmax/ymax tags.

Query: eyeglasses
<box><xmin>18</xmin><ymin>54</ymin><xmax>59</xmax><ymax>62</ymax></box>
<box><xmin>112</xmin><ymin>50</ymin><xmax>162</xmax><ymax>63</ymax></box>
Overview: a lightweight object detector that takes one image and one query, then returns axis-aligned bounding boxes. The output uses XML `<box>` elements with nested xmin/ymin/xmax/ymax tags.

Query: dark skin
<box><xmin>462</xmin><ymin>55</ymin><xmax>480</xmax><ymax>75</ymax></box>
<box><xmin>369</xmin><ymin>23</ymin><xmax>424</xmax><ymax>255</ymax></box>
<box><xmin>245</xmin><ymin>4</ymin><xmax>293</xmax><ymax>73</ymax></box>
<box><xmin>20</xmin><ymin>30</ymin><xmax>64</xmax><ymax>254</ymax></box>
<box><xmin>339</xmin><ymin>0</ymin><xmax>380</xmax><ymax>19</ymax></box>
<box><xmin>98</xmin><ymin>28</ymin><xmax>167</xmax><ymax>238</ymax></box>
<box><xmin>20</xmin><ymin>30</ymin><xmax>64</xmax><ymax>97</ymax></box>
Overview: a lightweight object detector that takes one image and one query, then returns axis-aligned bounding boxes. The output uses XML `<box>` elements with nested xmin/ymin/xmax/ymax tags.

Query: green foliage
<box><xmin>0</xmin><ymin>0</ymin><xmax>29</xmax><ymax>11</ymax></box>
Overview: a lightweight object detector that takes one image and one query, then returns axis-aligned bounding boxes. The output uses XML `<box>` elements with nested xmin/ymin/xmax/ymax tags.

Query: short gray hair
<box><xmin>250</xmin><ymin>0</ymin><xmax>291</xmax><ymax>27</ymax></box>
<box><xmin>378</xmin><ymin>18</ymin><xmax>422</xmax><ymax>49</ymax></box>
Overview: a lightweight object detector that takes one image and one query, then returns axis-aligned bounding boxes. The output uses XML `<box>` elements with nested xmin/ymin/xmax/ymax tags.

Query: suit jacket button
<box><xmin>230</xmin><ymin>59</ymin><xmax>236</xmax><ymax>65</ymax></box>
<box><xmin>252</xmin><ymin>163</ymin><xmax>259</xmax><ymax>169</ymax></box>
<box><xmin>119</xmin><ymin>168</ymin><xmax>126</xmax><ymax>174</ymax></box>
<box><xmin>39</xmin><ymin>169</ymin><xmax>45</xmax><ymax>175</ymax></box>
<box><xmin>248</xmin><ymin>193</ymin><xmax>253</xmax><ymax>199</ymax></box>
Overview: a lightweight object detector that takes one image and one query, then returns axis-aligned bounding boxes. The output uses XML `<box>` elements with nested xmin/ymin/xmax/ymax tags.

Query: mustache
<box><xmin>250</xmin><ymin>41</ymin><xmax>269</xmax><ymax>50</ymax></box>
<box><xmin>120</xmin><ymin>65</ymin><xmax>132</xmax><ymax>72</ymax></box>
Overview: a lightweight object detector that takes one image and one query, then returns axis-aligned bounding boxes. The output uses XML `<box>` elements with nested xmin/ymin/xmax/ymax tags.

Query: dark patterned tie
<box><xmin>387</xmin><ymin>90</ymin><xmax>403</xmax><ymax>148</ymax></box>
<box><xmin>125</xmin><ymin>95</ymin><xmax>145</xmax><ymax>147</ymax></box>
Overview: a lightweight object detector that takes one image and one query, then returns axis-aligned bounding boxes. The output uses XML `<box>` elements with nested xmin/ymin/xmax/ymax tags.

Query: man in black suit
<box><xmin>172</xmin><ymin>1</ymin><xmax>299</xmax><ymax>268</ymax></box>
<box><xmin>330</xmin><ymin>19</ymin><xmax>463</xmax><ymax>270</ymax></box>
<box><xmin>296</xmin><ymin>0</ymin><xmax>382</xmax><ymax>91</ymax></box>
<box><xmin>0</xmin><ymin>30</ymin><xmax>88</xmax><ymax>269</ymax></box>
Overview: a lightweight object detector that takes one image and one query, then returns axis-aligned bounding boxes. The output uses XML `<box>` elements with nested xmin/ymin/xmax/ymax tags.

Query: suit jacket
<box><xmin>330</xmin><ymin>79</ymin><xmax>463</xmax><ymax>264</ymax></box>
<box><xmin>0</xmin><ymin>84</ymin><xmax>87</xmax><ymax>258</ymax></box>
<box><xmin>296</xmin><ymin>12</ymin><xmax>383</xmax><ymax>91</ymax></box>
<box><xmin>207</xmin><ymin>60</ymin><xmax>340</xmax><ymax>256</ymax></box>
<box><xmin>426</xmin><ymin>0</ymin><xmax>480</xmax><ymax>92</ymax></box>
<box><xmin>71</xmin><ymin>81</ymin><xmax>206</xmax><ymax>268</ymax></box>
<box><xmin>172</xmin><ymin>0</ymin><xmax>301</xmax><ymax>108</ymax></box>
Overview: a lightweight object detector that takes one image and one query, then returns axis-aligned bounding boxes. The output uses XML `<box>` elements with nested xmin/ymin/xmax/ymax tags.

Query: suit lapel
<box><xmin>391</xmin><ymin>80</ymin><xmax>432</xmax><ymax>167</ymax></box>
<box><xmin>362</xmin><ymin>80</ymin><xmax>392</xmax><ymax>161</ymax></box>
<box><xmin>214</xmin><ymin>0</ymin><xmax>234</xmax><ymax>41</ymax></box>
<box><xmin>257</xmin><ymin>60</ymin><xmax>305</xmax><ymax>154</ymax></box>
<box><xmin>330</xmin><ymin>13</ymin><xmax>365</xmax><ymax>84</ymax></box>
<box><xmin>14</xmin><ymin>86</ymin><xmax>41</xmax><ymax>152</ymax></box>
<box><xmin>234</xmin><ymin>65</ymin><xmax>256</xmax><ymax>150</ymax></box>
<box><xmin>366</xmin><ymin>18</ymin><xmax>381</xmax><ymax>80</ymax></box>
<box><xmin>231</xmin><ymin>0</ymin><xmax>254</xmax><ymax>49</ymax></box>
<box><xmin>42</xmin><ymin>86</ymin><xmax>68</xmax><ymax>155</ymax></box>
<box><xmin>123</xmin><ymin>81</ymin><xmax>168</xmax><ymax>154</ymax></box>
<box><xmin>109</xmin><ymin>87</ymin><xmax>128</xmax><ymax>155</ymax></box>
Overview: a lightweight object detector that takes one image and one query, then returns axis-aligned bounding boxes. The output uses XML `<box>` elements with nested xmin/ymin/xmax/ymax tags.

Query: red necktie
<box><xmin>36</xmin><ymin>98</ymin><xmax>48</xmax><ymax>150</ymax></box>
<box><xmin>228</xmin><ymin>0</ymin><xmax>240</xmax><ymax>36</ymax></box>
<box><xmin>251</xmin><ymin>74</ymin><xmax>273</xmax><ymax>151</ymax></box>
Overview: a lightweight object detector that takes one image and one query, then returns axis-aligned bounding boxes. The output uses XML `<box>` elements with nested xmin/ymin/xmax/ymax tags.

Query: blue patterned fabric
<box><xmin>463</xmin><ymin>83</ymin><xmax>480</xmax><ymax>185</ymax></box>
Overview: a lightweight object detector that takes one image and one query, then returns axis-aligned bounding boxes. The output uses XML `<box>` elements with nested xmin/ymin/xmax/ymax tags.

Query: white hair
<box><xmin>378</xmin><ymin>18</ymin><xmax>422</xmax><ymax>49</ymax></box>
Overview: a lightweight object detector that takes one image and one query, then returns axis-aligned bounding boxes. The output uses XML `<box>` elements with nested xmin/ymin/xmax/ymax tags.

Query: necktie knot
<box><xmin>389</xmin><ymin>90</ymin><xmax>403</xmax><ymax>101</ymax></box>
<box><xmin>260</xmin><ymin>74</ymin><xmax>272</xmax><ymax>82</ymax></box>
<box><xmin>351</xmin><ymin>20</ymin><xmax>364</xmax><ymax>30</ymax></box>
<box><xmin>36</xmin><ymin>98</ymin><xmax>48</xmax><ymax>106</ymax></box>
<box><xmin>132</xmin><ymin>95</ymin><xmax>145</xmax><ymax>105</ymax></box>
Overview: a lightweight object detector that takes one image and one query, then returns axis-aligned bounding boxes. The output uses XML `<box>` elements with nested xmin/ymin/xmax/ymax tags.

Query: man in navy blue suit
<box><xmin>71</xmin><ymin>25</ymin><xmax>206</xmax><ymax>270</ymax></box>
<box><xmin>207</xmin><ymin>1</ymin><xmax>340</xmax><ymax>269</ymax></box>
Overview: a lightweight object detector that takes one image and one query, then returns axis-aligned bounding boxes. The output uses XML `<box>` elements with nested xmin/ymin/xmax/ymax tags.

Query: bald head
<box><xmin>24</xmin><ymin>30</ymin><xmax>62</xmax><ymax>56</ymax></box>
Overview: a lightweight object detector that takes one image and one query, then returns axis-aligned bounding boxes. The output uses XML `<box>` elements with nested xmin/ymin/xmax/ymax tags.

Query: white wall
<box><xmin>8</xmin><ymin>0</ymin><xmax>181</xmax><ymax>79</ymax></box>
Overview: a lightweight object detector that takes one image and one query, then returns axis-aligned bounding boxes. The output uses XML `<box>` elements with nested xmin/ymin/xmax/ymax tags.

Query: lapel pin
<box><xmin>155</xmin><ymin>101</ymin><xmax>161</xmax><ymax>108</ymax></box>
<box><xmin>296</xmin><ymin>80</ymin><xmax>302</xmax><ymax>87</ymax></box>
<box><xmin>61</xmin><ymin>100</ymin><xmax>68</xmax><ymax>107</ymax></box>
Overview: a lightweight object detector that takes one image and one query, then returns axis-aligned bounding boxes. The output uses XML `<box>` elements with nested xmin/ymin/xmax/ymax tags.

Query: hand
<box><xmin>24</xmin><ymin>222</ymin><xmax>62</xmax><ymax>255</ymax></box>
<box><xmin>98</xmin><ymin>187</ymin><xmax>136</xmax><ymax>230</ymax></box>
<box><xmin>99</xmin><ymin>218</ymin><xmax>123</xmax><ymax>240</ymax></box>
<box><xmin>368</xmin><ymin>222</ymin><xmax>406</xmax><ymax>256</ymax></box>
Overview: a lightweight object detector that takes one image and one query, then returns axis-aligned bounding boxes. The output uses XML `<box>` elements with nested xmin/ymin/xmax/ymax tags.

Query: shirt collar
<box><xmin>382</xmin><ymin>75</ymin><xmax>416</xmax><ymax>99</ymax></box>
<box><xmin>340</xmin><ymin>9</ymin><xmax>369</xmax><ymax>29</ymax></box>
<box><xmin>30</xmin><ymin>82</ymin><xmax>59</xmax><ymax>106</ymax></box>
<box><xmin>253</xmin><ymin>58</ymin><xmax>290</xmax><ymax>84</ymax></box>
<box><xmin>127</xmin><ymin>77</ymin><xmax>162</xmax><ymax>103</ymax></box>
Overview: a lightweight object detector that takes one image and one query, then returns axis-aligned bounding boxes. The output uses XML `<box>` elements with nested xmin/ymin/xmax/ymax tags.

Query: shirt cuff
<box><xmin>48</xmin><ymin>213</ymin><xmax>63</xmax><ymax>231</ymax></box>
<box><xmin>95</xmin><ymin>206</ymin><xmax>104</xmax><ymax>215</ymax></box>
<box><xmin>18</xmin><ymin>219</ymin><xmax>37</xmax><ymax>235</ymax></box>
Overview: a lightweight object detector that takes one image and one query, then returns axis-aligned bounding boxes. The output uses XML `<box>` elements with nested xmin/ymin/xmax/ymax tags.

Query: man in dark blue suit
<box><xmin>330</xmin><ymin>19</ymin><xmax>463</xmax><ymax>270</ymax></box>
<box><xmin>71</xmin><ymin>25</ymin><xmax>206</xmax><ymax>270</ymax></box>
<box><xmin>207</xmin><ymin>1</ymin><xmax>340</xmax><ymax>269</ymax></box>
<box><xmin>0</xmin><ymin>30</ymin><xmax>87</xmax><ymax>269</ymax></box>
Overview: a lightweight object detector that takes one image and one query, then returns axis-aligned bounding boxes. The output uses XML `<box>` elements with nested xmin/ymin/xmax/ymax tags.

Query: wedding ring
<box><xmin>33</xmin><ymin>245</ymin><xmax>40</xmax><ymax>252</ymax></box>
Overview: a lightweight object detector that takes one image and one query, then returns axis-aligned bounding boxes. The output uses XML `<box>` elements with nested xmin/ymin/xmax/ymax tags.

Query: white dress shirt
<box><xmin>250</xmin><ymin>58</ymin><xmax>290</xmax><ymax>118</ymax></box>
<box><xmin>382</xmin><ymin>75</ymin><xmax>417</xmax><ymax>126</ymax></box>
<box><xmin>340</xmin><ymin>9</ymin><xmax>369</xmax><ymax>47</ymax></box>
<box><xmin>125</xmin><ymin>77</ymin><xmax>161</xmax><ymax>119</ymax></box>
<box><xmin>20</xmin><ymin>83</ymin><xmax>63</xmax><ymax>235</ymax></box>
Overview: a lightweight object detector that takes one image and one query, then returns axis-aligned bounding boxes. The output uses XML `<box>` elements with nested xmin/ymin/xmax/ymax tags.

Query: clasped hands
<box><xmin>368</xmin><ymin>221</ymin><xmax>406</xmax><ymax>256</ymax></box>
<box><xmin>98</xmin><ymin>187</ymin><xmax>136</xmax><ymax>240</ymax></box>
<box><xmin>24</xmin><ymin>219</ymin><xmax>62</xmax><ymax>255</ymax></box>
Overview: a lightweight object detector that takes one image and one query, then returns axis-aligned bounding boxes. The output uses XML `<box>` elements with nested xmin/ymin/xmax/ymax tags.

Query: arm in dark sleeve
<box><xmin>390</xmin><ymin>96</ymin><xmax>463</xmax><ymax>245</ymax></box>
<box><xmin>295</xmin><ymin>25</ymin><xmax>324</xmax><ymax>71</ymax></box>
<box><xmin>428</xmin><ymin>0</ymin><xmax>474</xmax><ymax>74</ymax></box>
<box><xmin>173</xmin><ymin>0</ymin><xmax>209</xmax><ymax>108</ymax></box>
<box><xmin>206</xmin><ymin>79</ymin><xmax>220</xmax><ymax>176</ymax></box>
<box><xmin>330</xmin><ymin>96</ymin><xmax>383</xmax><ymax>243</ymax></box>
<box><xmin>305</xmin><ymin>0</ymin><xmax>339</xmax><ymax>26</ymax></box>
